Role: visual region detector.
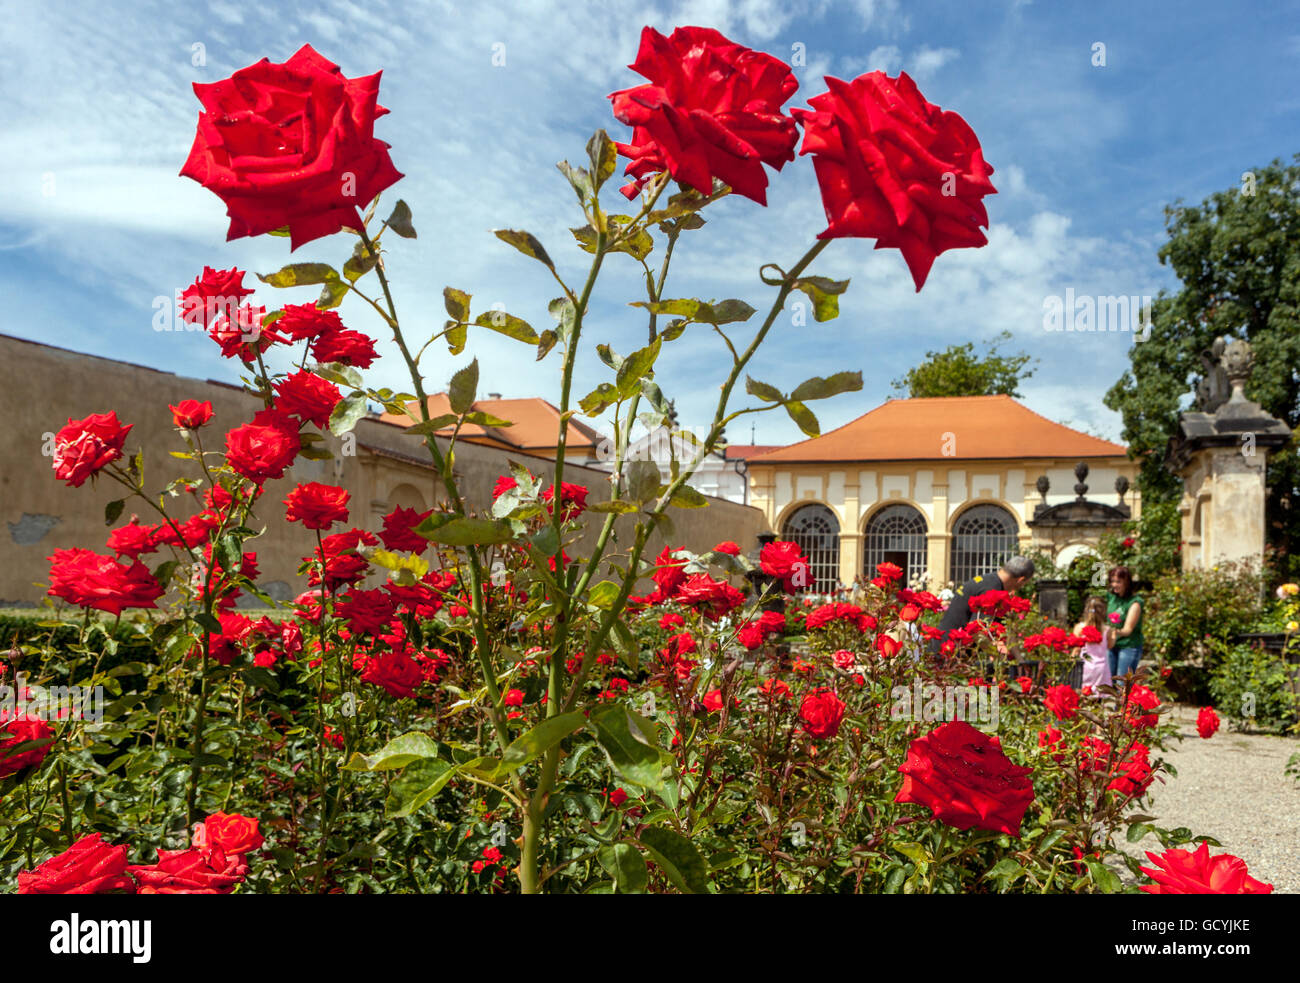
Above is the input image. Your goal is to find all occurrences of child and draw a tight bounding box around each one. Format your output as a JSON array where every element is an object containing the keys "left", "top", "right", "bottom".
[{"left": 1075, "top": 596, "right": 1114, "bottom": 691}]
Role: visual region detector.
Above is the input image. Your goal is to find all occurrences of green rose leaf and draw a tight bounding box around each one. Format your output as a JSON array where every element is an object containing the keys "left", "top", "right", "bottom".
[
  {"left": 588, "top": 704, "right": 668, "bottom": 794},
  {"left": 343, "top": 241, "right": 379, "bottom": 283},
  {"left": 624, "top": 459, "right": 662, "bottom": 502},
  {"left": 448, "top": 358, "right": 479, "bottom": 414},
  {"left": 793, "top": 275, "right": 851, "bottom": 322},
  {"left": 257, "top": 263, "right": 340, "bottom": 288},
  {"left": 536, "top": 330, "right": 558, "bottom": 361},
  {"left": 385, "top": 199, "right": 417, "bottom": 238},
  {"left": 639, "top": 827, "right": 713, "bottom": 894},
  {"left": 445, "top": 320, "right": 468, "bottom": 356},
  {"left": 104, "top": 499, "right": 125, "bottom": 526},
  {"left": 789, "top": 370, "right": 863, "bottom": 402},
  {"left": 587, "top": 129, "right": 617, "bottom": 188},
  {"left": 494, "top": 229, "right": 554, "bottom": 271},
  {"left": 745, "top": 377, "right": 784, "bottom": 403},
  {"left": 385, "top": 758, "right": 458, "bottom": 818},
  {"left": 615, "top": 338, "right": 661, "bottom": 397},
  {"left": 401, "top": 414, "right": 459, "bottom": 436},
  {"left": 783, "top": 399, "right": 821, "bottom": 438},
  {"left": 462, "top": 411, "right": 513, "bottom": 427},
  {"left": 497, "top": 712, "right": 588, "bottom": 774},
  {"left": 598, "top": 843, "right": 649, "bottom": 894},
  {"left": 318, "top": 279, "right": 348, "bottom": 310},
  {"left": 588, "top": 581, "right": 621, "bottom": 610},
  {"left": 414, "top": 514, "right": 514, "bottom": 546},
  {"left": 579, "top": 382, "right": 620, "bottom": 417},
  {"left": 342, "top": 731, "right": 440, "bottom": 772},
  {"left": 443, "top": 287, "right": 471, "bottom": 323},
  {"left": 556, "top": 160, "right": 594, "bottom": 204},
  {"left": 474, "top": 310, "right": 539, "bottom": 344},
  {"left": 329, "top": 392, "right": 370, "bottom": 436}
]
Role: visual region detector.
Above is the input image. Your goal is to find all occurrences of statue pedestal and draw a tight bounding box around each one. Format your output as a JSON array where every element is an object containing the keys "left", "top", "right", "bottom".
[{"left": 1167, "top": 358, "right": 1290, "bottom": 571}]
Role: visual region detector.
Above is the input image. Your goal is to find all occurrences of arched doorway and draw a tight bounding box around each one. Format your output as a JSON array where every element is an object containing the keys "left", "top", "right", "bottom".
[
  {"left": 780, "top": 504, "right": 840, "bottom": 593},
  {"left": 950, "top": 504, "right": 1019, "bottom": 584},
  {"left": 863, "top": 504, "right": 928, "bottom": 586},
  {"left": 388, "top": 482, "right": 428, "bottom": 512}
]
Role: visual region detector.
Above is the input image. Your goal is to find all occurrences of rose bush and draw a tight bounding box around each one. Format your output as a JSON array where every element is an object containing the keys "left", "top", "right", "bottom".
[{"left": 0, "top": 31, "right": 1258, "bottom": 896}]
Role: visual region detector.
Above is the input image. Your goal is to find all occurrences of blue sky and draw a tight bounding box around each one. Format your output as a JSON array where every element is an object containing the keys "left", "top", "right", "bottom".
[{"left": 4, "top": 0, "right": 1299, "bottom": 448}]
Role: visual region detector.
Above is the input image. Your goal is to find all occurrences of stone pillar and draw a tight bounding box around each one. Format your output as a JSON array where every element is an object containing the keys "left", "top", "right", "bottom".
[
  {"left": 840, "top": 481, "right": 861, "bottom": 585},
  {"left": 927, "top": 482, "right": 950, "bottom": 589},
  {"left": 1167, "top": 338, "right": 1291, "bottom": 571}
]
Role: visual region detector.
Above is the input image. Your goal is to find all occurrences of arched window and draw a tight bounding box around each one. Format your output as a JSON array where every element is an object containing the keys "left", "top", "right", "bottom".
[
  {"left": 864, "top": 504, "right": 928, "bottom": 586},
  {"left": 388, "top": 482, "right": 428, "bottom": 512},
  {"left": 780, "top": 504, "right": 840, "bottom": 593},
  {"left": 950, "top": 504, "right": 1019, "bottom": 585}
]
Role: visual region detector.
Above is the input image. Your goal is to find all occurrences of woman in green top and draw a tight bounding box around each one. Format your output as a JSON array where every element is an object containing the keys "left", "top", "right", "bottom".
[{"left": 1106, "top": 565, "right": 1143, "bottom": 678}]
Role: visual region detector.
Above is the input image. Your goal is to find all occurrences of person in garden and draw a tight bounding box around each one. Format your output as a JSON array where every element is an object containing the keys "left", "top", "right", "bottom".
[
  {"left": 1106, "top": 565, "right": 1144, "bottom": 678},
  {"left": 930, "top": 556, "right": 1035, "bottom": 654},
  {"left": 1074, "top": 596, "right": 1114, "bottom": 690}
]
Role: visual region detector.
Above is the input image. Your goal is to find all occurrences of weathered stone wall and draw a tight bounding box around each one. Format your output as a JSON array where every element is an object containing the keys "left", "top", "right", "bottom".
[{"left": 0, "top": 334, "right": 767, "bottom": 606}]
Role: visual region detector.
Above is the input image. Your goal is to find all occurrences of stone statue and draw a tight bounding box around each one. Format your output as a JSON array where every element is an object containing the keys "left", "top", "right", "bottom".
[{"left": 1194, "top": 337, "right": 1230, "bottom": 413}]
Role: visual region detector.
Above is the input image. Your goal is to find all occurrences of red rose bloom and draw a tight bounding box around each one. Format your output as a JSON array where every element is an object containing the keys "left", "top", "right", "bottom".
[
  {"left": 792, "top": 71, "right": 996, "bottom": 291},
  {"left": 609, "top": 26, "right": 799, "bottom": 204},
  {"left": 760, "top": 540, "right": 812, "bottom": 593},
  {"left": 895, "top": 720, "right": 1035, "bottom": 836},
  {"left": 1043, "top": 685, "right": 1079, "bottom": 721},
  {"left": 51, "top": 411, "right": 132, "bottom": 487},
  {"left": 713, "top": 541, "right": 740, "bottom": 556},
  {"left": 274, "top": 370, "right": 342, "bottom": 429},
  {"left": 170, "top": 399, "right": 214, "bottom": 429},
  {"left": 284, "top": 481, "right": 350, "bottom": 530},
  {"left": 1139, "top": 841, "right": 1272, "bottom": 895},
  {"left": 1196, "top": 706, "right": 1220, "bottom": 739},
  {"left": 542, "top": 481, "right": 588, "bottom": 520},
  {"left": 1125, "top": 685, "right": 1161, "bottom": 729},
  {"left": 608, "top": 788, "right": 628, "bottom": 807},
  {"left": 209, "top": 303, "right": 281, "bottom": 361},
  {"left": 274, "top": 302, "right": 344, "bottom": 341},
  {"left": 47, "top": 548, "right": 165, "bottom": 615},
  {"left": 875, "top": 634, "right": 903, "bottom": 658},
  {"left": 0, "top": 716, "right": 55, "bottom": 778},
  {"left": 378, "top": 505, "right": 433, "bottom": 554},
  {"left": 658, "top": 612, "right": 685, "bottom": 630},
  {"left": 180, "top": 44, "right": 403, "bottom": 250},
  {"left": 1037, "top": 726, "right": 1065, "bottom": 762},
  {"left": 106, "top": 518, "right": 159, "bottom": 558},
  {"left": 876, "top": 561, "right": 903, "bottom": 580},
  {"left": 361, "top": 649, "right": 424, "bottom": 699},
  {"left": 193, "top": 812, "right": 264, "bottom": 857},
  {"left": 312, "top": 327, "right": 379, "bottom": 368},
  {"left": 180, "top": 266, "right": 254, "bottom": 325},
  {"left": 17, "top": 834, "right": 135, "bottom": 895},
  {"left": 1107, "top": 742, "right": 1154, "bottom": 798},
  {"left": 760, "top": 678, "right": 792, "bottom": 700},
  {"left": 799, "top": 688, "right": 846, "bottom": 739},
  {"left": 650, "top": 545, "right": 689, "bottom": 599},
  {"left": 675, "top": 574, "right": 745, "bottom": 621},
  {"left": 225, "top": 409, "right": 299, "bottom": 484},
  {"left": 492, "top": 475, "right": 518, "bottom": 499},
  {"left": 130, "top": 846, "right": 249, "bottom": 895},
  {"left": 736, "top": 623, "right": 765, "bottom": 649}
]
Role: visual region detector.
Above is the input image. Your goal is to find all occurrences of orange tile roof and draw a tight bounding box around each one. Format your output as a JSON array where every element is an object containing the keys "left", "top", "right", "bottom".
[
  {"left": 749, "top": 395, "right": 1126, "bottom": 464},
  {"left": 724, "top": 444, "right": 783, "bottom": 459},
  {"left": 379, "top": 393, "right": 604, "bottom": 450}
]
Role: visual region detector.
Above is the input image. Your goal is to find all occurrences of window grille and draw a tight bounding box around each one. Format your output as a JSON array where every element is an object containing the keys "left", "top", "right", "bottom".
[{"left": 780, "top": 504, "right": 841, "bottom": 593}]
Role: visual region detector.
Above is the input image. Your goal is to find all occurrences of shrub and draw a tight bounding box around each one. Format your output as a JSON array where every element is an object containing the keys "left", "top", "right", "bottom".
[{"left": 1207, "top": 641, "right": 1299, "bottom": 734}]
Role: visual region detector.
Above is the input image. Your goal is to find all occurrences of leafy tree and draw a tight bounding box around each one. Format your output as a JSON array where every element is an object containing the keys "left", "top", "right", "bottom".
[
  {"left": 892, "top": 330, "right": 1035, "bottom": 398},
  {"left": 1104, "top": 156, "right": 1300, "bottom": 576}
]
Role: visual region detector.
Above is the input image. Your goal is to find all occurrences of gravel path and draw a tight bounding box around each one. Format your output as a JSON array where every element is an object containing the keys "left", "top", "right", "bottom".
[{"left": 1117, "top": 706, "right": 1300, "bottom": 893}]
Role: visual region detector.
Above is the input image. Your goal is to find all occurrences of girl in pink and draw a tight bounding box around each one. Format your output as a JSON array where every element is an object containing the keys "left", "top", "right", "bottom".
[{"left": 1075, "top": 596, "right": 1114, "bottom": 691}]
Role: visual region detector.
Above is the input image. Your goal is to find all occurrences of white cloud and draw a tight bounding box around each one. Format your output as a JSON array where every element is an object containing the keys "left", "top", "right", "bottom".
[{"left": 908, "top": 45, "right": 960, "bottom": 80}]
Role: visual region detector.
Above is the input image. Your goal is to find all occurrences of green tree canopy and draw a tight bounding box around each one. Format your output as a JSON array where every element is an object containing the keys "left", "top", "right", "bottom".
[
  {"left": 1104, "top": 155, "right": 1300, "bottom": 575},
  {"left": 892, "top": 330, "right": 1035, "bottom": 398}
]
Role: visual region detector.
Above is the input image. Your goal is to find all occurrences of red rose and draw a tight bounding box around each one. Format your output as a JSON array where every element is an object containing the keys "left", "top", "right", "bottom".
[
  {"left": 1125, "top": 685, "right": 1161, "bottom": 729},
  {"left": 1139, "top": 841, "right": 1272, "bottom": 895},
  {"left": 51, "top": 411, "right": 132, "bottom": 487},
  {"left": 130, "top": 846, "right": 249, "bottom": 895},
  {"left": 675, "top": 574, "right": 745, "bottom": 621},
  {"left": 713, "top": 541, "right": 741, "bottom": 556},
  {"left": 702, "top": 689, "right": 724, "bottom": 713},
  {"left": 47, "top": 548, "right": 165, "bottom": 615},
  {"left": 1037, "top": 726, "right": 1065, "bottom": 762},
  {"left": 1196, "top": 706, "right": 1220, "bottom": 739},
  {"left": 876, "top": 561, "right": 903, "bottom": 580},
  {"left": 180, "top": 266, "right": 254, "bottom": 325},
  {"left": 895, "top": 720, "right": 1035, "bottom": 836},
  {"left": 504, "top": 688, "right": 525, "bottom": 708},
  {"left": 542, "top": 481, "right": 589, "bottom": 520},
  {"left": 651, "top": 545, "right": 690, "bottom": 598},
  {"left": 361, "top": 649, "right": 424, "bottom": 699},
  {"left": 492, "top": 475, "right": 519, "bottom": 499},
  {"left": 608, "top": 788, "right": 628, "bottom": 807},
  {"left": 106, "top": 518, "right": 159, "bottom": 558},
  {"left": 193, "top": 812, "right": 264, "bottom": 857},
  {"left": 792, "top": 71, "right": 996, "bottom": 291},
  {"left": 1043, "top": 684, "right": 1079, "bottom": 721},
  {"left": 169, "top": 399, "right": 214, "bottom": 429},
  {"left": 875, "top": 634, "right": 903, "bottom": 658},
  {"left": 1122, "top": 536, "right": 1136, "bottom": 548},
  {"left": 378, "top": 505, "right": 433, "bottom": 554},
  {"left": 736, "top": 623, "right": 764, "bottom": 649},
  {"left": 208, "top": 303, "right": 282, "bottom": 361},
  {"left": 312, "top": 327, "right": 379, "bottom": 368},
  {"left": 759, "top": 678, "right": 791, "bottom": 700},
  {"left": 335, "top": 589, "right": 397, "bottom": 633},
  {"left": 180, "top": 44, "right": 403, "bottom": 250},
  {"left": 658, "top": 612, "right": 685, "bottom": 630},
  {"left": 225, "top": 409, "right": 300, "bottom": 484},
  {"left": 799, "top": 688, "right": 846, "bottom": 739},
  {"left": 274, "top": 370, "right": 342, "bottom": 429},
  {"left": 284, "top": 481, "right": 350, "bottom": 530},
  {"left": 758, "top": 609, "right": 787, "bottom": 635},
  {"left": 0, "top": 716, "right": 55, "bottom": 778},
  {"left": 17, "top": 834, "right": 135, "bottom": 895},
  {"left": 275, "top": 302, "right": 345, "bottom": 341},
  {"left": 609, "top": 26, "right": 799, "bottom": 204},
  {"left": 832, "top": 649, "right": 855, "bottom": 670},
  {"left": 760, "top": 540, "right": 812, "bottom": 593},
  {"left": 1107, "top": 742, "right": 1154, "bottom": 798}
]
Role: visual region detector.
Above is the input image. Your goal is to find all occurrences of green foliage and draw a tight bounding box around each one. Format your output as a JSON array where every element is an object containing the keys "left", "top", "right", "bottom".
[
  {"left": 1103, "top": 156, "right": 1300, "bottom": 577},
  {"left": 1095, "top": 498, "right": 1183, "bottom": 583},
  {"left": 1207, "top": 641, "right": 1299, "bottom": 734},
  {"left": 892, "top": 330, "right": 1035, "bottom": 398}
]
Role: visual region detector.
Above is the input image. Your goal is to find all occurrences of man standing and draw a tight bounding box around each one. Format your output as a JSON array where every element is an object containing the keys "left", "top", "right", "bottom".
[{"left": 931, "top": 556, "right": 1035, "bottom": 653}]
